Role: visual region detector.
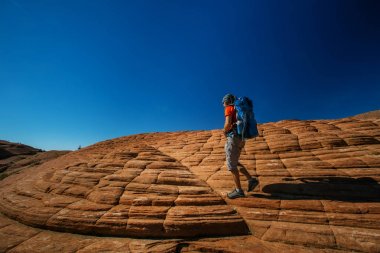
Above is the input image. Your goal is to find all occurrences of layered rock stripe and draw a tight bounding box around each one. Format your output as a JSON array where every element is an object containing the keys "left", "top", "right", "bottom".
[{"left": 0, "top": 116, "right": 380, "bottom": 252}]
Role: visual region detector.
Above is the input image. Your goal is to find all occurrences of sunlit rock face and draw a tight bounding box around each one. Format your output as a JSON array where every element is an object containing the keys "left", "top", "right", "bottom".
[
  {"left": 0, "top": 139, "right": 248, "bottom": 238},
  {"left": 0, "top": 112, "right": 380, "bottom": 252}
]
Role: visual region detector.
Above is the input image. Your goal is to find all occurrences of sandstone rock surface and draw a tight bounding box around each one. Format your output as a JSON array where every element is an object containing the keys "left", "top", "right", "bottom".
[
  {"left": 0, "top": 114, "right": 380, "bottom": 252},
  {"left": 352, "top": 109, "right": 380, "bottom": 120},
  {"left": 0, "top": 140, "right": 69, "bottom": 179},
  {"left": 0, "top": 140, "right": 41, "bottom": 159}
]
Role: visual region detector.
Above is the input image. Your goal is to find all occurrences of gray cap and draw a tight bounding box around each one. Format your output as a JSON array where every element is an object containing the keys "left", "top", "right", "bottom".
[{"left": 222, "top": 94, "right": 235, "bottom": 105}]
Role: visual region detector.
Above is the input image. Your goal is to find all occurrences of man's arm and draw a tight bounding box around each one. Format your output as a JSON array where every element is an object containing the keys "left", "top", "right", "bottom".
[{"left": 224, "top": 115, "right": 233, "bottom": 134}]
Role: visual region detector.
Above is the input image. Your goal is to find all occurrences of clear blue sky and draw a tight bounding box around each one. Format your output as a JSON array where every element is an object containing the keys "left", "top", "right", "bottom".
[{"left": 1, "top": 0, "right": 380, "bottom": 150}]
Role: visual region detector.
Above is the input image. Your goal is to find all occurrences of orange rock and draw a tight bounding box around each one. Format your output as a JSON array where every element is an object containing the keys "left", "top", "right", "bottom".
[{"left": 1, "top": 113, "right": 380, "bottom": 251}]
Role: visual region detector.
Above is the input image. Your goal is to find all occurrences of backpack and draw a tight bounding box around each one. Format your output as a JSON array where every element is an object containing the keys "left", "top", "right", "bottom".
[{"left": 234, "top": 97, "right": 259, "bottom": 139}]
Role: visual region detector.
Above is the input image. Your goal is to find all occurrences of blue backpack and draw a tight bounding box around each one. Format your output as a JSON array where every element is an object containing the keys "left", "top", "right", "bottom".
[{"left": 234, "top": 97, "right": 259, "bottom": 139}]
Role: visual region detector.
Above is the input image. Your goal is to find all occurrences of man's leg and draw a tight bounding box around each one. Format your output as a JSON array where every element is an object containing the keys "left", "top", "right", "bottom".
[
  {"left": 237, "top": 140, "right": 258, "bottom": 192},
  {"left": 225, "top": 136, "right": 245, "bottom": 199},
  {"left": 237, "top": 140, "right": 252, "bottom": 180},
  {"left": 240, "top": 166, "right": 258, "bottom": 192},
  {"left": 226, "top": 136, "right": 243, "bottom": 189},
  {"left": 230, "top": 169, "right": 242, "bottom": 189},
  {"left": 239, "top": 166, "right": 252, "bottom": 180},
  {"left": 228, "top": 168, "right": 244, "bottom": 199}
]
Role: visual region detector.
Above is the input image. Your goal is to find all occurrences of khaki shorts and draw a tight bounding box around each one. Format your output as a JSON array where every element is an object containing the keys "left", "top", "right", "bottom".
[{"left": 225, "top": 135, "right": 245, "bottom": 171}]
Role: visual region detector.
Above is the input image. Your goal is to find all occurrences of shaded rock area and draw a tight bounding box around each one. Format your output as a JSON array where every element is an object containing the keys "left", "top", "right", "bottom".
[
  {"left": 0, "top": 140, "right": 70, "bottom": 180},
  {"left": 0, "top": 140, "right": 41, "bottom": 159},
  {"left": 0, "top": 114, "right": 380, "bottom": 252}
]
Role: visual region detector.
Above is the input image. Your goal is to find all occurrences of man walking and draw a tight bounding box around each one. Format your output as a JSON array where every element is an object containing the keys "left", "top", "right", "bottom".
[{"left": 222, "top": 94, "right": 258, "bottom": 199}]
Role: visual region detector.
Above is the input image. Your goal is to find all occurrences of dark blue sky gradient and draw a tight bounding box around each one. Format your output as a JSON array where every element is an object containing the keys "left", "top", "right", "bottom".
[{"left": 1, "top": 0, "right": 379, "bottom": 150}]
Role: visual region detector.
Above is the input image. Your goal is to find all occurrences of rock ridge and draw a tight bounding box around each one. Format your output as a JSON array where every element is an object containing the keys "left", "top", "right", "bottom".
[{"left": 0, "top": 114, "right": 380, "bottom": 252}]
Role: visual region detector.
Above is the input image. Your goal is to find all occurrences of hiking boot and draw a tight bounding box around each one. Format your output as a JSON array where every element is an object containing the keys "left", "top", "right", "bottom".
[
  {"left": 248, "top": 178, "right": 258, "bottom": 192},
  {"left": 227, "top": 189, "right": 245, "bottom": 199}
]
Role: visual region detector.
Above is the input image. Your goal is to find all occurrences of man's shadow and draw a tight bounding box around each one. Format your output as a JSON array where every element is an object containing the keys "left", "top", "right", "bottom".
[{"left": 251, "top": 175, "right": 380, "bottom": 202}]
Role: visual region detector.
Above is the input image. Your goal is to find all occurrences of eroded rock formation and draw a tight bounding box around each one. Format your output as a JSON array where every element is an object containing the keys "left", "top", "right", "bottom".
[
  {"left": 0, "top": 113, "right": 379, "bottom": 252},
  {"left": 0, "top": 140, "right": 69, "bottom": 179}
]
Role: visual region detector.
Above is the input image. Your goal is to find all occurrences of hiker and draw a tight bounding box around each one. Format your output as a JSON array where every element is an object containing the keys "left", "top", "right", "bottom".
[{"left": 222, "top": 94, "right": 259, "bottom": 199}]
